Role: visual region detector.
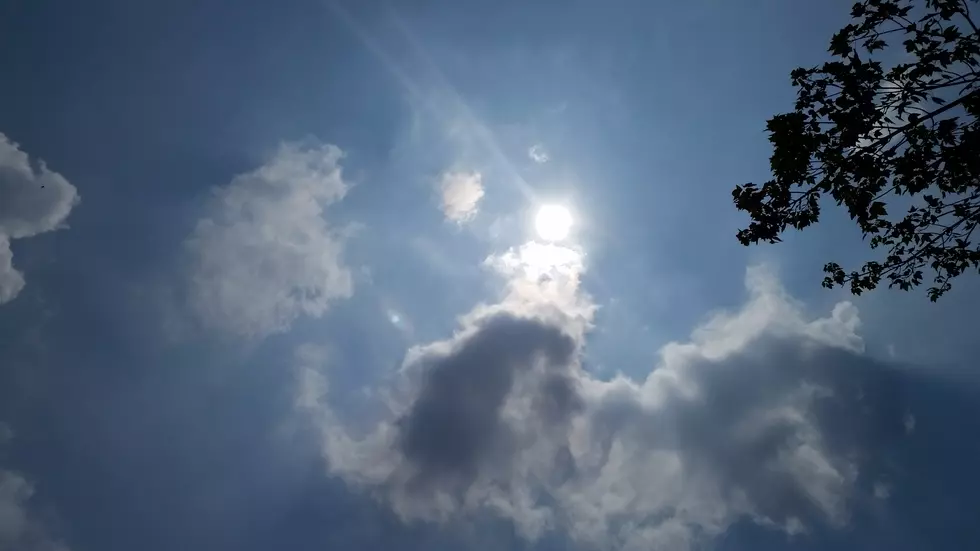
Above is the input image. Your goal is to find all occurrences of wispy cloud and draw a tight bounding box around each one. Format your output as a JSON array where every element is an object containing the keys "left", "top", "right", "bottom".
[
  {"left": 528, "top": 144, "right": 549, "bottom": 164},
  {"left": 904, "top": 412, "right": 916, "bottom": 435},
  {"left": 0, "top": 425, "right": 71, "bottom": 551},
  {"left": 439, "top": 171, "right": 484, "bottom": 223},
  {"left": 0, "top": 133, "right": 80, "bottom": 305},
  {"left": 184, "top": 141, "right": 353, "bottom": 338}
]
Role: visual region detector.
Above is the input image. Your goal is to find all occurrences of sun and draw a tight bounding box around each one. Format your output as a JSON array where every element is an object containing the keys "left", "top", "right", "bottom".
[{"left": 535, "top": 204, "right": 573, "bottom": 242}]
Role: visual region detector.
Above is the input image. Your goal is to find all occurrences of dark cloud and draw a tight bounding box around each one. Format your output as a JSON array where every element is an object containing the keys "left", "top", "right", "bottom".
[{"left": 397, "top": 313, "right": 578, "bottom": 491}]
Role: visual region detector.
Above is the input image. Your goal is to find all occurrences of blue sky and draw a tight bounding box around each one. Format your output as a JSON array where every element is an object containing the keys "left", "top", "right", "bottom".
[{"left": 1, "top": 1, "right": 979, "bottom": 550}]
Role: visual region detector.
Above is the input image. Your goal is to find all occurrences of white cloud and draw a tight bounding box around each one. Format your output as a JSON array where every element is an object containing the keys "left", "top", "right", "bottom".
[
  {"left": 481, "top": 241, "right": 595, "bottom": 340},
  {"left": 184, "top": 141, "right": 354, "bottom": 338},
  {"left": 528, "top": 144, "right": 549, "bottom": 164},
  {"left": 295, "top": 343, "right": 333, "bottom": 410},
  {"left": 904, "top": 412, "right": 916, "bottom": 435},
  {"left": 298, "top": 257, "right": 901, "bottom": 550},
  {"left": 439, "top": 171, "right": 484, "bottom": 223},
  {"left": 0, "top": 134, "right": 80, "bottom": 305}
]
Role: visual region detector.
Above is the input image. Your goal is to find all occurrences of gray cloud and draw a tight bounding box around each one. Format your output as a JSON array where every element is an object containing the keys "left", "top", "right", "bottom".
[
  {"left": 0, "top": 425, "right": 70, "bottom": 551},
  {"left": 439, "top": 171, "right": 484, "bottom": 223},
  {"left": 395, "top": 313, "right": 579, "bottom": 493},
  {"left": 298, "top": 261, "right": 902, "bottom": 549},
  {"left": 0, "top": 134, "right": 80, "bottom": 305},
  {"left": 185, "top": 141, "right": 353, "bottom": 338}
]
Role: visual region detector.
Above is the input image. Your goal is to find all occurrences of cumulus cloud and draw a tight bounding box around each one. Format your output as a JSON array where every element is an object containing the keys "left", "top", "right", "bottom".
[
  {"left": 439, "top": 171, "right": 484, "bottom": 223},
  {"left": 528, "top": 144, "right": 549, "bottom": 164},
  {"left": 185, "top": 141, "right": 353, "bottom": 338},
  {"left": 298, "top": 250, "right": 902, "bottom": 549},
  {"left": 0, "top": 134, "right": 80, "bottom": 305}
]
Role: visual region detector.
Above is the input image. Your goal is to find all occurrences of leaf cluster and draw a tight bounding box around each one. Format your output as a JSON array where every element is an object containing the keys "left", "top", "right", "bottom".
[{"left": 734, "top": 0, "right": 980, "bottom": 300}]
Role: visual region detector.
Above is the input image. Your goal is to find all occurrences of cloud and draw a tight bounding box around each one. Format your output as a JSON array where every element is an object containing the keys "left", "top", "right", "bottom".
[
  {"left": 0, "top": 425, "right": 70, "bottom": 551},
  {"left": 439, "top": 171, "right": 484, "bottom": 223},
  {"left": 528, "top": 144, "right": 549, "bottom": 164},
  {"left": 184, "top": 141, "right": 354, "bottom": 338},
  {"left": 0, "top": 133, "right": 80, "bottom": 305},
  {"left": 0, "top": 470, "right": 70, "bottom": 551},
  {"left": 298, "top": 256, "right": 902, "bottom": 550}
]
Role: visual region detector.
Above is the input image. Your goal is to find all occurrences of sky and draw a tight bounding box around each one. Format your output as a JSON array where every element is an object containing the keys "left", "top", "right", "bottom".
[{"left": 1, "top": 1, "right": 979, "bottom": 550}]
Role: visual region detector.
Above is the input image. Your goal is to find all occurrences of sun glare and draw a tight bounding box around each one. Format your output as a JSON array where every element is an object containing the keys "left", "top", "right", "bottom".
[{"left": 535, "top": 205, "right": 573, "bottom": 242}]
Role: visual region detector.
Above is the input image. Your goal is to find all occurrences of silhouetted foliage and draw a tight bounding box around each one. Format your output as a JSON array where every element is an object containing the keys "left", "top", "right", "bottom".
[{"left": 734, "top": 0, "right": 980, "bottom": 300}]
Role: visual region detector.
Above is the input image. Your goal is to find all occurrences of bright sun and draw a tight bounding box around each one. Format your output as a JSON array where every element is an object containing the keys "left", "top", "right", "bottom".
[{"left": 535, "top": 204, "right": 573, "bottom": 242}]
